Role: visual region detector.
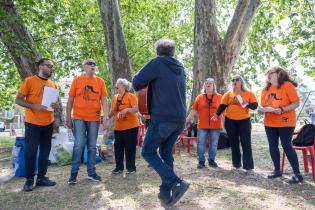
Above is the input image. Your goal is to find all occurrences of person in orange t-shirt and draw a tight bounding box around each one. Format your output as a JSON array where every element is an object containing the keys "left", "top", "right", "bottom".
[
  {"left": 16, "top": 58, "right": 59, "bottom": 192},
  {"left": 66, "top": 59, "right": 108, "bottom": 184},
  {"left": 212, "top": 76, "right": 257, "bottom": 173},
  {"left": 107, "top": 78, "right": 139, "bottom": 174},
  {"left": 259, "top": 66, "right": 302, "bottom": 184},
  {"left": 186, "top": 78, "right": 222, "bottom": 168}
]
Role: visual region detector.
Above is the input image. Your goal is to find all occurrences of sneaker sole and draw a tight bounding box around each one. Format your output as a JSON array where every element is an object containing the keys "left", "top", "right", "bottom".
[
  {"left": 87, "top": 177, "right": 101, "bottom": 182},
  {"left": 167, "top": 183, "right": 190, "bottom": 207},
  {"left": 36, "top": 183, "right": 56, "bottom": 187},
  {"left": 67, "top": 181, "right": 77, "bottom": 185},
  {"left": 112, "top": 171, "right": 123, "bottom": 174}
]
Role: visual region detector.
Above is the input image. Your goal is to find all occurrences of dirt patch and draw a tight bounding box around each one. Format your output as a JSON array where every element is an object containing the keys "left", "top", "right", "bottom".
[{"left": 0, "top": 124, "right": 314, "bottom": 210}]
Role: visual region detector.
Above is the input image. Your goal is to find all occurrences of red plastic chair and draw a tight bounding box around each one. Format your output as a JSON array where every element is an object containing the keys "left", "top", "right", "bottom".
[
  {"left": 137, "top": 124, "right": 146, "bottom": 146},
  {"left": 177, "top": 130, "right": 198, "bottom": 154},
  {"left": 281, "top": 132, "right": 315, "bottom": 180}
]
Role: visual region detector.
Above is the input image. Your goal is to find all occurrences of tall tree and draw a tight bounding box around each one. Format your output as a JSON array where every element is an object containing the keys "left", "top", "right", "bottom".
[
  {"left": 0, "top": 0, "right": 63, "bottom": 131},
  {"left": 192, "top": 0, "right": 260, "bottom": 102},
  {"left": 0, "top": 0, "right": 40, "bottom": 79},
  {"left": 99, "top": 0, "right": 132, "bottom": 92}
]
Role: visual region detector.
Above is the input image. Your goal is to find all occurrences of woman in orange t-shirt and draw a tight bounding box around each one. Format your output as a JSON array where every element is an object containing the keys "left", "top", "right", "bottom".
[
  {"left": 213, "top": 76, "right": 257, "bottom": 173},
  {"left": 259, "top": 67, "right": 302, "bottom": 184},
  {"left": 186, "top": 78, "right": 222, "bottom": 168},
  {"left": 107, "top": 78, "right": 139, "bottom": 174}
]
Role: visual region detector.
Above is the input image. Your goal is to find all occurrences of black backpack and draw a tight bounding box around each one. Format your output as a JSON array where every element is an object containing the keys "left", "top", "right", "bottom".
[
  {"left": 292, "top": 123, "right": 315, "bottom": 146},
  {"left": 218, "top": 131, "right": 231, "bottom": 149}
]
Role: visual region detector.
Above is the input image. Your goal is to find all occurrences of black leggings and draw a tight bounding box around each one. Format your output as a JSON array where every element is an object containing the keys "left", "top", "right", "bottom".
[
  {"left": 225, "top": 117, "right": 254, "bottom": 170},
  {"left": 265, "top": 126, "right": 300, "bottom": 175},
  {"left": 114, "top": 127, "right": 138, "bottom": 171}
]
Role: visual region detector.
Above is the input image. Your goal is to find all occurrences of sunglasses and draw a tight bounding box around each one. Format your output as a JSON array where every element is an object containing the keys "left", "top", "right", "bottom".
[
  {"left": 85, "top": 61, "right": 96, "bottom": 66},
  {"left": 231, "top": 78, "right": 240, "bottom": 82}
]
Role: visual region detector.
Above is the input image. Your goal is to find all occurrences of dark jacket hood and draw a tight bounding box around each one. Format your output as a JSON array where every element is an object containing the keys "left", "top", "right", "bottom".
[{"left": 157, "top": 56, "right": 184, "bottom": 75}]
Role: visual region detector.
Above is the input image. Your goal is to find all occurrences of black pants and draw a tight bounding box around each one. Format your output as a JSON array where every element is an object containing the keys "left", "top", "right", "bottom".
[
  {"left": 24, "top": 122, "right": 53, "bottom": 179},
  {"left": 114, "top": 127, "right": 138, "bottom": 171},
  {"left": 225, "top": 117, "right": 254, "bottom": 170},
  {"left": 265, "top": 126, "right": 300, "bottom": 175}
]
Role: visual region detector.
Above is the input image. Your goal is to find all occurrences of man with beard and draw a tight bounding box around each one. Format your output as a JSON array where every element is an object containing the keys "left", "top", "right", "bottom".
[{"left": 16, "top": 58, "right": 59, "bottom": 192}]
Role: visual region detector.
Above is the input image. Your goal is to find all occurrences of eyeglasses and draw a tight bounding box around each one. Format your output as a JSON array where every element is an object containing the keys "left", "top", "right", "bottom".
[
  {"left": 41, "top": 63, "right": 54, "bottom": 68},
  {"left": 231, "top": 78, "right": 240, "bottom": 82},
  {"left": 85, "top": 61, "right": 96, "bottom": 66}
]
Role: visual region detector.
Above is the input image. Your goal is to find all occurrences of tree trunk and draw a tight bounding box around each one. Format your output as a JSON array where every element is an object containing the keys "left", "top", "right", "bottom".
[
  {"left": 0, "top": 0, "right": 40, "bottom": 79},
  {"left": 0, "top": 0, "right": 64, "bottom": 131},
  {"left": 98, "top": 0, "right": 132, "bottom": 93},
  {"left": 191, "top": 0, "right": 260, "bottom": 105}
]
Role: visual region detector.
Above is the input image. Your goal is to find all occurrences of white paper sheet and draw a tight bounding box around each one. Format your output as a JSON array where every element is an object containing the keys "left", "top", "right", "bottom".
[
  {"left": 257, "top": 106, "right": 277, "bottom": 113},
  {"left": 42, "top": 86, "right": 59, "bottom": 111},
  {"left": 236, "top": 95, "right": 248, "bottom": 108}
]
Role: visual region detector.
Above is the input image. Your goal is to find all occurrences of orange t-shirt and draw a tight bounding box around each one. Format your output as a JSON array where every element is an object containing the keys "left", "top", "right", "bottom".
[
  {"left": 261, "top": 81, "right": 299, "bottom": 127},
  {"left": 192, "top": 93, "right": 222, "bottom": 129},
  {"left": 18, "top": 75, "right": 57, "bottom": 126},
  {"left": 69, "top": 75, "right": 107, "bottom": 121},
  {"left": 111, "top": 92, "right": 139, "bottom": 131},
  {"left": 221, "top": 90, "right": 257, "bottom": 120}
]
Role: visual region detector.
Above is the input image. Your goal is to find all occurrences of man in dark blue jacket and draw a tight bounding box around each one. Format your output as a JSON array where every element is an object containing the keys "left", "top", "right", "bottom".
[{"left": 132, "top": 38, "right": 189, "bottom": 207}]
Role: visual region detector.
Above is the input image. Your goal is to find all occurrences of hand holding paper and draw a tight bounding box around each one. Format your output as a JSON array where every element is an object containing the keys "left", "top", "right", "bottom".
[
  {"left": 41, "top": 86, "right": 59, "bottom": 112},
  {"left": 257, "top": 106, "right": 277, "bottom": 113},
  {"left": 236, "top": 95, "right": 248, "bottom": 108}
]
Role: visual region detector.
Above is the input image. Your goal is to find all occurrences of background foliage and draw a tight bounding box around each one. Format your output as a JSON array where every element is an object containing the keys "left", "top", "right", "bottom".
[{"left": 0, "top": 0, "right": 314, "bottom": 110}]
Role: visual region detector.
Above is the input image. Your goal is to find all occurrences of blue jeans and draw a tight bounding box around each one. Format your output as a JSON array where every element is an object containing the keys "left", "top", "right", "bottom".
[
  {"left": 141, "top": 121, "right": 184, "bottom": 190},
  {"left": 70, "top": 120, "right": 99, "bottom": 175},
  {"left": 197, "top": 128, "right": 221, "bottom": 162}
]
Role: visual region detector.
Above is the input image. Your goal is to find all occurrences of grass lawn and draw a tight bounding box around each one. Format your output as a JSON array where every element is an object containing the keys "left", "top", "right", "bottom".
[
  {"left": 0, "top": 136, "right": 15, "bottom": 149},
  {"left": 0, "top": 124, "right": 314, "bottom": 210}
]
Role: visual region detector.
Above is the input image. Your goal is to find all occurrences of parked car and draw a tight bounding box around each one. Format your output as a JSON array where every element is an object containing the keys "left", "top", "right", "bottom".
[{"left": 0, "top": 121, "right": 5, "bottom": 132}]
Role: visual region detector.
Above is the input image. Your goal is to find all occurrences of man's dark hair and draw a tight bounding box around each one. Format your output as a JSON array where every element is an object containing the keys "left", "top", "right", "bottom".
[
  {"left": 36, "top": 58, "right": 51, "bottom": 68},
  {"left": 155, "top": 38, "right": 175, "bottom": 57}
]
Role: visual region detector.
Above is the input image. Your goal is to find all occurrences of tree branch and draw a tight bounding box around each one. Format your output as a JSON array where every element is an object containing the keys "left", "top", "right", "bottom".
[
  {"left": 223, "top": 0, "right": 250, "bottom": 48},
  {"left": 304, "top": 0, "right": 315, "bottom": 18},
  {"left": 223, "top": 0, "right": 260, "bottom": 62}
]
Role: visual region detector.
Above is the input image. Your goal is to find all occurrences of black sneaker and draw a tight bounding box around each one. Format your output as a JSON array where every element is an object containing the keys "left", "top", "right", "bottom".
[
  {"left": 158, "top": 190, "right": 172, "bottom": 207},
  {"left": 87, "top": 173, "right": 102, "bottom": 182},
  {"left": 288, "top": 174, "right": 303, "bottom": 184},
  {"left": 126, "top": 169, "right": 136, "bottom": 174},
  {"left": 197, "top": 161, "right": 205, "bottom": 169},
  {"left": 267, "top": 171, "right": 282, "bottom": 179},
  {"left": 36, "top": 177, "right": 56, "bottom": 187},
  {"left": 68, "top": 173, "right": 78, "bottom": 185},
  {"left": 112, "top": 168, "right": 123, "bottom": 174},
  {"left": 167, "top": 180, "right": 189, "bottom": 206},
  {"left": 23, "top": 179, "right": 34, "bottom": 192},
  {"left": 208, "top": 159, "right": 218, "bottom": 168}
]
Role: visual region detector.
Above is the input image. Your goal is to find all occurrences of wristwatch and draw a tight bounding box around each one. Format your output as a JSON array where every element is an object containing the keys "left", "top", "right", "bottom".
[{"left": 280, "top": 107, "right": 284, "bottom": 114}]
